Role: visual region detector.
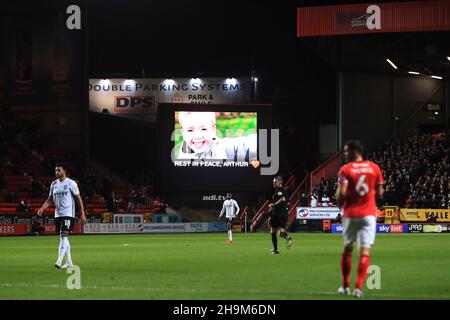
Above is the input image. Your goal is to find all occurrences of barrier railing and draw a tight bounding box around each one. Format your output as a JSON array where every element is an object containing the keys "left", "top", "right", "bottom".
[
  {"left": 250, "top": 200, "right": 270, "bottom": 232},
  {"left": 286, "top": 200, "right": 299, "bottom": 229},
  {"left": 239, "top": 205, "right": 249, "bottom": 233},
  {"left": 289, "top": 174, "right": 309, "bottom": 205},
  {"left": 285, "top": 174, "right": 296, "bottom": 192}
]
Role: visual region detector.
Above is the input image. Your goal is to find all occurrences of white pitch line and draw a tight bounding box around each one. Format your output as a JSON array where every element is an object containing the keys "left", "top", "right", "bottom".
[{"left": 0, "top": 283, "right": 448, "bottom": 299}]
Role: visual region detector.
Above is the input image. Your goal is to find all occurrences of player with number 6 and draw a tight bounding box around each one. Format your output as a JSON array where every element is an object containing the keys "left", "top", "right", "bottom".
[{"left": 335, "top": 141, "right": 384, "bottom": 298}]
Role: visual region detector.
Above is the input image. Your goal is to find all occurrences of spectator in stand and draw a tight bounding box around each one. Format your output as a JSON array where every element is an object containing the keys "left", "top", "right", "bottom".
[
  {"left": 159, "top": 198, "right": 168, "bottom": 214},
  {"left": 113, "top": 193, "right": 123, "bottom": 214},
  {"left": 106, "top": 192, "right": 115, "bottom": 212},
  {"left": 17, "top": 200, "right": 33, "bottom": 213},
  {"left": 30, "top": 220, "right": 45, "bottom": 236},
  {"left": 136, "top": 189, "right": 143, "bottom": 209},
  {"left": 153, "top": 196, "right": 162, "bottom": 213},
  {"left": 300, "top": 193, "right": 308, "bottom": 207},
  {"left": 405, "top": 195, "right": 414, "bottom": 208},
  {"left": 126, "top": 189, "right": 137, "bottom": 214},
  {"left": 321, "top": 194, "right": 330, "bottom": 207},
  {"left": 310, "top": 192, "right": 318, "bottom": 207}
]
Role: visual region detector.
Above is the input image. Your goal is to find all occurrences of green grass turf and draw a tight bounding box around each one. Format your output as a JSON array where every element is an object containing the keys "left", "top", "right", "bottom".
[{"left": 1, "top": 233, "right": 450, "bottom": 300}]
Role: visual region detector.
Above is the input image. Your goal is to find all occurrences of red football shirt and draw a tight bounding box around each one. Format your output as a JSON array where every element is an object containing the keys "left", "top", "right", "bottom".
[{"left": 338, "top": 160, "right": 384, "bottom": 218}]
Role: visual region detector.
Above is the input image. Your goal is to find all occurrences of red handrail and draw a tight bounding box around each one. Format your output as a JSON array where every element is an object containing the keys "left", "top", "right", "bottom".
[
  {"left": 240, "top": 206, "right": 249, "bottom": 222},
  {"left": 288, "top": 174, "right": 309, "bottom": 205},
  {"left": 285, "top": 174, "right": 296, "bottom": 191},
  {"left": 251, "top": 200, "right": 269, "bottom": 224},
  {"left": 286, "top": 200, "right": 299, "bottom": 229},
  {"left": 239, "top": 205, "right": 249, "bottom": 231},
  {"left": 250, "top": 200, "right": 270, "bottom": 231},
  {"left": 310, "top": 151, "right": 341, "bottom": 192}
]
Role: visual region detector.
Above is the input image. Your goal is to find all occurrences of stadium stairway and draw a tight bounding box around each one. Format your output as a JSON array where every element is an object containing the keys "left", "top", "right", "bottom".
[{"left": 249, "top": 151, "right": 341, "bottom": 232}]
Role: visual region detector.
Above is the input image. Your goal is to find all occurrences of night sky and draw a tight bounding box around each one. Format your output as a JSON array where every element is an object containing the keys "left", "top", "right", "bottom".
[{"left": 86, "top": 0, "right": 302, "bottom": 102}]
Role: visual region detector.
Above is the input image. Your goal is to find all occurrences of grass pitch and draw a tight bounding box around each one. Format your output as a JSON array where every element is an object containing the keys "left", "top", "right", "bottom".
[{"left": 1, "top": 232, "right": 450, "bottom": 300}]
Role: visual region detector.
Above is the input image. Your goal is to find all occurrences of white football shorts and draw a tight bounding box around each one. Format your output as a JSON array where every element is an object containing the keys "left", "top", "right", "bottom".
[{"left": 342, "top": 215, "right": 376, "bottom": 248}]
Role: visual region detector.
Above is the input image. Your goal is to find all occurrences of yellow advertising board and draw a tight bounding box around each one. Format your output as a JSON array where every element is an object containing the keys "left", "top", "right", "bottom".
[{"left": 400, "top": 209, "right": 450, "bottom": 222}]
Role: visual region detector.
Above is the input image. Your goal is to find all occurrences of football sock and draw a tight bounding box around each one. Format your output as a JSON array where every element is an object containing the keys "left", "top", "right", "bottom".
[
  {"left": 229, "top": 230, "right": 232, "bottom": 241},
  {"left": 271, "top": 233, "right": 278, "bottom": 251},
  {"left": 57, "top": 234, "right": 68, "bottom": 264},
  {"left": 280, "top": 231, "right": 290, "bottom": 240},
  {"left": 65, "top": 238, "right": 73, "bottom": 266},
  {"left": 341, "top": 252, "right": 352, "bottom": 288},
  {"left": 355, "top": 254, "right": 370, "bottom": 290}
]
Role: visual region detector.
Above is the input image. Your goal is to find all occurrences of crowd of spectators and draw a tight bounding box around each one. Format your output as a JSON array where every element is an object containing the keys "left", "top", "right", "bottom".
[
  {"left": 368, "top": 132, "right": 449, "bottom": 209},
  {"left": 311, "top": 179, "right": 337, "bottom": 207},
  {"left": 308, "top": 132, "right": 450, "bottom": 209}
]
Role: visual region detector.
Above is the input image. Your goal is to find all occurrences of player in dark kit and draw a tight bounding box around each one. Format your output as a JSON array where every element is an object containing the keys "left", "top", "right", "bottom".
[{"left": 268, "top": 176, "right": 292, "bottom": 254}]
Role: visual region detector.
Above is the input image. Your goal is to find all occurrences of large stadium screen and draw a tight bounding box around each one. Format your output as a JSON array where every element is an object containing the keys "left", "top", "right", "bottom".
[
  {"left": 156, "top": 103, "right": 272, "bottom": 194},
  {"left": 173, "top": 111, "right": 257, "bottom": 168}
]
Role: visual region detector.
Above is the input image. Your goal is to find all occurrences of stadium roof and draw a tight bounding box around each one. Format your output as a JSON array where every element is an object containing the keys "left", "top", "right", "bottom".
[{"left": 301, "top": 31, "right": 450, "bottom": 78}]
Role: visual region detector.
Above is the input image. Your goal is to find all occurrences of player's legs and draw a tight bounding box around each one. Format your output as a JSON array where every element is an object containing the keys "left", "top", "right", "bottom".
[
  {"left": 354, "top": 216, "right": 376, "bottom": 294},
  {"left": 269, "top": 225, "right": 279, "bottom": 254},
  {"left": 56, "top": 231, "right": 69, "bottom": 268},
  {"left": 339, "top": 217, "right": 360, "bottom": 293},
  {"left": 227, "top": 220, "right": 233, "bottom": 242},
  {"left": 278, "top": 225, "right": 292, "bottom": 249},
  {"left": 55, "top": 217, "right": 74, "bottom": 269},
  {"left": 63, "top": 231, "right": 73, "bottom": 268}
]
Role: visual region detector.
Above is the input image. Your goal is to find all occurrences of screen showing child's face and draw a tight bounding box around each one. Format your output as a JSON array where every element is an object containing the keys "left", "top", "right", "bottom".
[{"left": 180, "top": 112, "right": 216, "bottom": 153}]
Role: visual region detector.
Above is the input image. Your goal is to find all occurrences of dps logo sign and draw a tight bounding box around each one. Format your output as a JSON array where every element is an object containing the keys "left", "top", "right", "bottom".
[{"left": 114, "top": 96, "right": 155, "bottom": 113}]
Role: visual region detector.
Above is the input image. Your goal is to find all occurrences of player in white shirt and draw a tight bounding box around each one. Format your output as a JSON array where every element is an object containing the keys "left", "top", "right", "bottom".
[
  {"left": 218, "top": 193, "right": 240, "bottom": 243},
  {"left": 37, "top": 163, "right": 87, "bottom": 269}
]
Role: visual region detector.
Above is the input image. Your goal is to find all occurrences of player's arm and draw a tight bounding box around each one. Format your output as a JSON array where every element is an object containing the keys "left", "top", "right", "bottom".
[
  {"left": 37, "top": 195, "right": 53, "bottom": 216},
  {"left": 375, "top": 165, "right": 385, "bottom": 198},
  {"left": 218, "top": 202, "right": 226, "bottom": 220},
  {"left": 234, "top": 201, "right": 240, "bottom": 218},
  {"left": 71, "top": 181, "right": 87, "bottom": 225},
  {"left": 335, "top": 170, "right": 349, "bottom": 206},
  {"left": 271, "top": 190, "right": 287, "bottom": 209},
  {"left": 74, "top": 194, "right": 87, "bottom": 225},
  {"left": 272, "top": 196, "right": 286, "bottom": 207}
]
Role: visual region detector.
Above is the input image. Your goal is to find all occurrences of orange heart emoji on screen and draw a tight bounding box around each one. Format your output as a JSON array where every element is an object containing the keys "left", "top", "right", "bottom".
[{"left": 251, "top": 160, "right": 260, "bottom": 168}]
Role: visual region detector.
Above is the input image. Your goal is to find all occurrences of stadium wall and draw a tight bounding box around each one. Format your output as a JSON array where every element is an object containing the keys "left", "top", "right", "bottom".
[
  {"left": 1, "top": 2, "right": 87, "bottom": 149},
  {"left": 339, "top": 72, "right": 447, "bottom": 151}
]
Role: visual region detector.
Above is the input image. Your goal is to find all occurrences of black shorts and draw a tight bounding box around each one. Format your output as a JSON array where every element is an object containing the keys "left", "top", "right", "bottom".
[
  {"left": 55, "top": 217, "right": 75, "bottom": 233},
  {"left": 226, "top": 218, "right": 234, "bottom": 224},
  {"left": 270, "top": 212, "right": 288, "bottom": 229}
]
